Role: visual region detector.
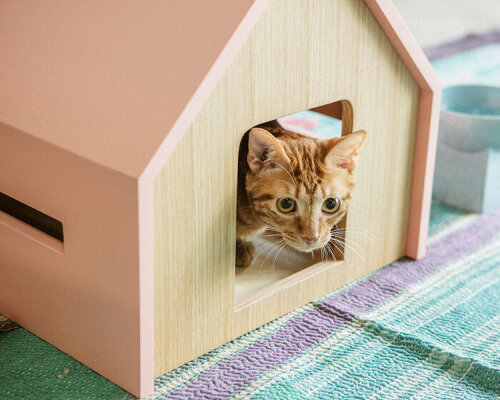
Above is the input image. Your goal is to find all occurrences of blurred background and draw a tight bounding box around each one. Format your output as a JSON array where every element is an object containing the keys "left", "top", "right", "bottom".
[
  {"left": 396, "top": 0, "right": 500, "bottom": 214},
  {"left": 394, "top": 0, "right": 500, "bottom": 47}
]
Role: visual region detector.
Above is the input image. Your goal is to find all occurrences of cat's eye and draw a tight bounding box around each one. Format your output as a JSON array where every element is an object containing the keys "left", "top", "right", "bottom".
[
  {"left": 277, "top": 197, "right": 296, "bottom": 213},
  {"left": 322, "top": 197, "right": 341, "bottom": 213}
]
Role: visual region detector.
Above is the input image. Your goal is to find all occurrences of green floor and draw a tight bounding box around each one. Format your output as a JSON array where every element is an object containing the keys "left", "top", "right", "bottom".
[{"left": 0, "top": 327, "right": 127, "bottom": 400}]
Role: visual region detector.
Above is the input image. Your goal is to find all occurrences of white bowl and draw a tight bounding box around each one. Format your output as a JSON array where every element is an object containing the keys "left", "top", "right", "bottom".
[{"left": 439, "top": 85, "right": 500, "bottom": 152}]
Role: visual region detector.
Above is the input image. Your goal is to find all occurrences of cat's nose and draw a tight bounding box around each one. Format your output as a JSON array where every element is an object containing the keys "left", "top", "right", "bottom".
[{"left": 301, "top": 235, "right": 318, "bottom": 245}]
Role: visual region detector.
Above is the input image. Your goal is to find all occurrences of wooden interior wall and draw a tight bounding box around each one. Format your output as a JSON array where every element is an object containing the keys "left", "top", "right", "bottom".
[{"left": 154, "top": 0, "right": 419, "bottom": 376}]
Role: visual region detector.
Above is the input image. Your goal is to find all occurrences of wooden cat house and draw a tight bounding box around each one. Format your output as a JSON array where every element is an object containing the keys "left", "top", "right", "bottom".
[{"left": 0, "top": 0, "right": 440, "bottom": 397}]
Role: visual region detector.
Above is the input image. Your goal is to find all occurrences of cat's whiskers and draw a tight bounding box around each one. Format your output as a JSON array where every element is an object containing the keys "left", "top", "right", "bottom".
[
  {"left": 268, "top": 241, "right": 287, "bottom": 279},
  {"left": 330, "top": 227, "right": 373, "bottom": 241},
  {"left": 254, "top": 239, "right": 282, "bottom": 256},
  {"left": 284, "top": 245, "right": 291, "bottom": 264},
  {"left": 330, "top": 240, "right": 353, "bottom": 270},
  {"left": 335, "top": 238, "right": 365, "bottom": 262},
  {"left": 323, "top": 247, "right": 329, "bottom": 263},
  {"left": 257, "top": 239, "right": 286, "bottom": 273},
  {"left": 254, "top": 236, "right": 293, "bottom": 280},
  {"left": 253, "top": 241, "right": 278, "bottom": 260},
  {"left": 328, "top": 240, "right": 349, "bottom": 264},
  {"left": 330, "top": 231, "right": 371, "bottom": 243},
  {"left": 325, "top": 242, "right": 337, "bottom": 262},
  {"left": 271, "top": 242, "right": 288, "bottom": 280},
  {"left": 330, "top": 234, "right": 364, "bottom": 253},
  {"left": 257, "top": 244, "right": 277, "bottom": 273},
  {"left": 329, "top": 225, "right": 371, "bottom": 262},
  {"left": 330, "top": 232, "right": 372, "bottom": 245},
  {"left": 330, "top": 236, "right": 365, "bottom": 264}
]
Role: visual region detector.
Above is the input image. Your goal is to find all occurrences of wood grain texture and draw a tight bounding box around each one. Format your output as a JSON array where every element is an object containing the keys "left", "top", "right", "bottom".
[
  {"left": 154, "top": 0, "right": 420, "bottom": 376},
  {"left": 363, "top": 0, "right": 441, "bottom": 259}
]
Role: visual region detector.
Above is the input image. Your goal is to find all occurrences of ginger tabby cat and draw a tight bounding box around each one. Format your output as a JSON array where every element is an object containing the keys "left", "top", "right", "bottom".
[{"left": 236, "top": 120, "right": 366, "bottom": 268}]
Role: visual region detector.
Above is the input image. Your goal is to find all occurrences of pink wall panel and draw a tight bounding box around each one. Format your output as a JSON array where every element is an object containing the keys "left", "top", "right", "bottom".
[{"left": 0, "top": 122, "right": 148, "bottom": 395}]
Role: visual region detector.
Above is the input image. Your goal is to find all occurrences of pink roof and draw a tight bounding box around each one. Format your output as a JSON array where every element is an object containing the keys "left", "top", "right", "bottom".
[{"left": 0, "top": 0, "right": 262, "bottom": 178}]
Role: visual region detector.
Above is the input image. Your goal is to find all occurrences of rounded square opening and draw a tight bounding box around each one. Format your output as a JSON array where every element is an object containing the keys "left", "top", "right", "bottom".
[{"left": 235, "top": 100, "right": 357, "bottom": 304}]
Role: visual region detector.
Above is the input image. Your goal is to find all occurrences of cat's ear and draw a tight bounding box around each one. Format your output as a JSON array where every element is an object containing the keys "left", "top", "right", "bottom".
[
  {"left": 324, "top": 130, "right": 367, "bottom": 172},
  {"left": 247, "top": 128, "right": 290, "bottom": 173}
]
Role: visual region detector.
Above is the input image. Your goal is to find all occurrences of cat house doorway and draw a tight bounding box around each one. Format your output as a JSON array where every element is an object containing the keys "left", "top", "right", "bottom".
[{"left": 235, "top": 99, "right": 357, "bottom": 305}]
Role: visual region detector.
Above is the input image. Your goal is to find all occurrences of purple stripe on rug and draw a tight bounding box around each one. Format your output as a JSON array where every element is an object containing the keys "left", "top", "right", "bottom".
[
  {"left": 161, "top": 209, "right": 500, "bottom": 400},
  {"left": 164, "top": 306, "right": 354, "bottom": 400},
  {"left": 321, "top": 208, "right": 500, "bottom": 315},
  {"left": 424, "top": 30, "right": 500, "bottom": 61}
]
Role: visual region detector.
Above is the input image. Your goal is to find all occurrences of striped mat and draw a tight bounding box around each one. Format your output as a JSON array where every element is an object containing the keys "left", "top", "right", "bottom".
[
  {"left": 142, "top": 202, "right": 499, "bottom": 400},
  {"left": 2, "top": 204, "right": 498, "bottom": 399}
]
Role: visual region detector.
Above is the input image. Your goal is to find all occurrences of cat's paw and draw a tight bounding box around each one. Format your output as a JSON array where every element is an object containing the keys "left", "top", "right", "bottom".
[{"left": 236, "top": 240, "right": 254, "bottom": 268}]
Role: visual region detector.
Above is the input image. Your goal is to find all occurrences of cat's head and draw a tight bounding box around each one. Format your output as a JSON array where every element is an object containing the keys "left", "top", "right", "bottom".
[{"left": 246, "top": 127, "right": 366, "bottom": 252}]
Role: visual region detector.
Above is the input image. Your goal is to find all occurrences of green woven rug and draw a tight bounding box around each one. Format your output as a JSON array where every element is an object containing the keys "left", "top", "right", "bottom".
[{"left": 0, "top": 326, "right": 128, "bottom": 399}]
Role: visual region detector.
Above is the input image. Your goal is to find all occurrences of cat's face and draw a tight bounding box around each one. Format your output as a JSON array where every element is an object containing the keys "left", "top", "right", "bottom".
[{"left": 246, "top": 127, "right": 366, "bottom": 252}]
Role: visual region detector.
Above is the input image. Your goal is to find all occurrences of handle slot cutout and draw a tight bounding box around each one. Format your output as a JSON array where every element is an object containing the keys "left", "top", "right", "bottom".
[{"left": 0, "top": 192, "right": 64, "bottom": 242}]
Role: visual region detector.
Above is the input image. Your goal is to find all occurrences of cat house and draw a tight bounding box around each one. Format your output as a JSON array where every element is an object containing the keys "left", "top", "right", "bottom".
[{"left": 0, "top": 0, "right": 440, "bottom": 397}]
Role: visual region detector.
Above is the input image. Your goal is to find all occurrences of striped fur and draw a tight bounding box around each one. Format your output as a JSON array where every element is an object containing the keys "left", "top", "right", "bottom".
[{"left": 236, "top": 121, "right": 366, "bottom": 267}]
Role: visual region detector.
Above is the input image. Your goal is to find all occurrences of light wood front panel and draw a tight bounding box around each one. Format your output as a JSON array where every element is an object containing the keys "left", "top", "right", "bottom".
[{"left": 154, "top": 0, "right": 420, "bottom": 376}]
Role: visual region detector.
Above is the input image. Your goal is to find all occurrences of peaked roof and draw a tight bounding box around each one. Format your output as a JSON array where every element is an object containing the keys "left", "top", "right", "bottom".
[
  {"left": 0, "top": 0, "right": 265, "bottom": 177},
  {"left": 0, "top": 1, "right": 439, "bottom": 185}
]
